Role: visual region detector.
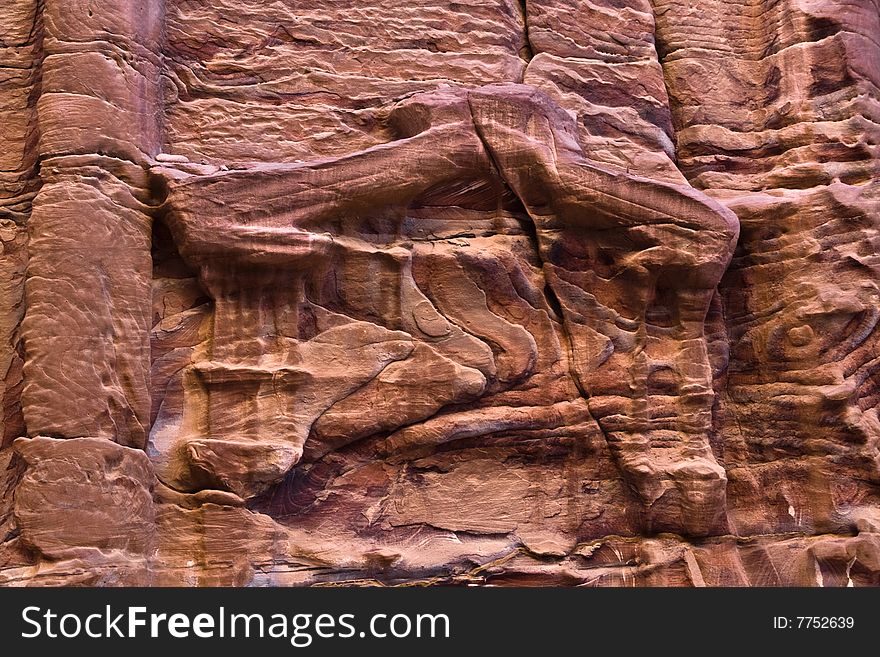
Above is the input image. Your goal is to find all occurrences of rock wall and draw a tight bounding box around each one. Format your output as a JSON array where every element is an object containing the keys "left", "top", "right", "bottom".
[{"left": 1, "top": 0, "right": 879, "bottom": 586}]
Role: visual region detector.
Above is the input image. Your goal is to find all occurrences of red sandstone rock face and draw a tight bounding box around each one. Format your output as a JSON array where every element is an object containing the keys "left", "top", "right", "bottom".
[{"left": 0, "top": 0, "right": 879, "bottom": 586}]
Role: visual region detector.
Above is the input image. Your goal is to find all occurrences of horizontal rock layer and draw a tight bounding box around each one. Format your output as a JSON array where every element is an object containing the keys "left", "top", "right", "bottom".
[{"left": 0, "top": 0, "right": 879, "bottom": 586}]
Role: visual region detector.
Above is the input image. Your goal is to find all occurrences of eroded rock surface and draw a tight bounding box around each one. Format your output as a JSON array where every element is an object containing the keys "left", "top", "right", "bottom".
[{"left": 1, "top": 0, "right": 879, "bottom": 586}]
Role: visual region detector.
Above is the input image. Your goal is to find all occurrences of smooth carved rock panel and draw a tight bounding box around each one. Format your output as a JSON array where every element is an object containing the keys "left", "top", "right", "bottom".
[{"left": 0, "top": 0, "right": 879, "bottom": 586}]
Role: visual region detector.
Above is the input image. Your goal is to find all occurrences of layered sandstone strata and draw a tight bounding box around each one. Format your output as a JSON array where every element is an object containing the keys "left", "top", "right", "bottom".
[{"left": 1, "top": 0, "right": 879, "bottom": 586}]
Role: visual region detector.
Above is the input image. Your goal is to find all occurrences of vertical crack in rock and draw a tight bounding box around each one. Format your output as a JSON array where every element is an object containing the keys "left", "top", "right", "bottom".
[
  {"left": 467, "top": 91, "right": 589, "bottom": 407},
  {"left": 3, "top": 0, "right": 880, "bottom": 586},
  {"left": 647, "top": 0, "right": 682, "bottom": 173},
  {"left": 466, "top": 84, "right": 736, "bottom": 537},
  {"left": 517, "top": 0, "right": 535, "bottom": 66}
]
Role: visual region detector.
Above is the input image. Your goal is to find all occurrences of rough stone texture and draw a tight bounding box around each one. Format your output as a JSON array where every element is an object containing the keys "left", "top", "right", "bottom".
[
  {"left": 0, "top": 0, "right": 39, "bottom": 448},
  {"left": 1, "top": 437, "right": 155, "bottom": 586},
  {"left": 1, "top": 0, "right": 879, "bottom": 586}
]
